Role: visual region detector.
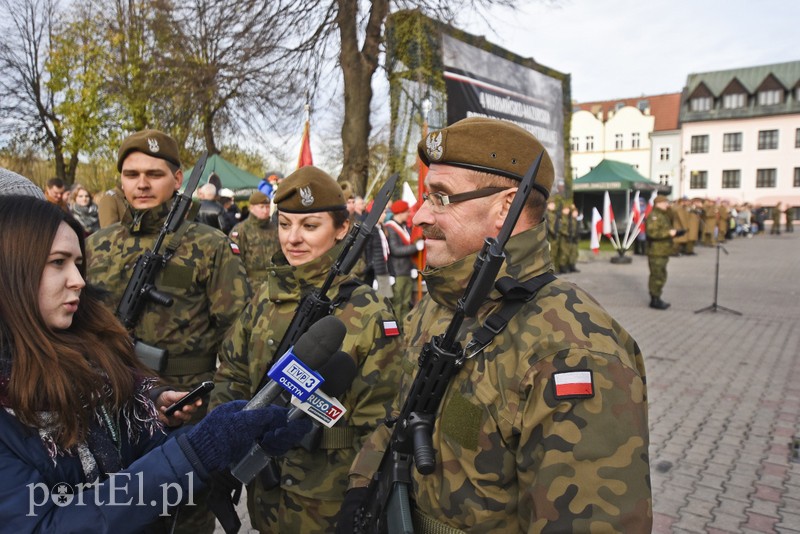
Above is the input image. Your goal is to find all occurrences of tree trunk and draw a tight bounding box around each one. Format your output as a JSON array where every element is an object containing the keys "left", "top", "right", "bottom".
[{"left": 336, "top": 0, "right": 388, "bottom": 196}]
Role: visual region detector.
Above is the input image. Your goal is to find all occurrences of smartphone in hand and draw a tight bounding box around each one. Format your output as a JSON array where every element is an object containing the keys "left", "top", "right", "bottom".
[{"left": 164, "top": 381, "right": 215, "bottom": 417}]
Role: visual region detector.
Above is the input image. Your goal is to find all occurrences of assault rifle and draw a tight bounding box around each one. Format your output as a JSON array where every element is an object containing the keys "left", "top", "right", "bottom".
[
  {"left": 228, "top": 172, "right": 399, "bottom": 487},
  {"left": 115, "top": 152, "right": 209, "bottom": 372},
  {"left": 354, "top": 152, "right": 544, "bottom": 534}
]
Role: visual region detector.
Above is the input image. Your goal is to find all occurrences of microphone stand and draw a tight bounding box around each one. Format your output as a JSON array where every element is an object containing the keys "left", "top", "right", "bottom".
[{"left": 694, "top": 243, "right": 742, "bottom": 315}]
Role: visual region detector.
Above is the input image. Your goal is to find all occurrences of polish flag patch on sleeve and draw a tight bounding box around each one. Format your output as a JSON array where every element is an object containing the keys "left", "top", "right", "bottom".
[
  {"left": 552, "top": 370, "right": 594, "bottom": 399},
  {"left": 229, "top": 242, "right": 240, "bottom": 255},
  {"left": 381, "top": 320, "right": 400, "bottom": 337}
]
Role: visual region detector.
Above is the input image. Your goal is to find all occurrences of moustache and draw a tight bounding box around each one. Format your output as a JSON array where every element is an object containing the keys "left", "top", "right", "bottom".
[{"left": 422, "top": 227, "right": 445, "bottom": 240}]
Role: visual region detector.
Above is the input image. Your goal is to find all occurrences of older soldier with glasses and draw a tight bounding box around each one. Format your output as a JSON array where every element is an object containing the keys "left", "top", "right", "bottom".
[{"left": 342, "top": 117, "right": 651, "bottom": 533}]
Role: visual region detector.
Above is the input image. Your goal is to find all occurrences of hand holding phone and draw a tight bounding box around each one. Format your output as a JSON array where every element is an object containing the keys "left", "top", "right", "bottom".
[{"left": 164, "top": 381, "right": 215, "bottom": 417}]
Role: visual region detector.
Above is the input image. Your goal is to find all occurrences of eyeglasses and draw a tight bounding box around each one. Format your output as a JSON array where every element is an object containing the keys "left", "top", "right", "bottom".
[{"left": 421, "top": 187, "right": 508, "bottom": 210}]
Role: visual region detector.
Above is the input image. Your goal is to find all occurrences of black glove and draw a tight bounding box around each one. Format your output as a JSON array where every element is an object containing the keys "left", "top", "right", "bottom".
[
  {"left": 674, "top": 229, "right": 687, "bottom": 237},
  {"left": 335, "top": 486, "right": 369, "bottom": 533},
  {"left": 180, "top": 400, "right": 290, "bottom": 474}
]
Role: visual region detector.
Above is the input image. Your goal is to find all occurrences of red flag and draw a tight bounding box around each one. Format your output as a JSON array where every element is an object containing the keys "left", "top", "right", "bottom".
[
  {"left": 297, "top": 120, "right": 313, "bottom": 169},
  {"left": 644, "top": 190, "right": 657, "bottom": 219}
]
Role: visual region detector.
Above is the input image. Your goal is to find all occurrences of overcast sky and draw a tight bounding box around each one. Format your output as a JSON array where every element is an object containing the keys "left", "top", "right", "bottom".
[{"left": 460, "top": 0, "right": 799, "bottom": 103}]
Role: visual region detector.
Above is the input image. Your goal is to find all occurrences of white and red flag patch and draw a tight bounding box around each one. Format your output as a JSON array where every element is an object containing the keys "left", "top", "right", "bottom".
[
  {"left": 381, "top": 320, "right": 400, "bottom": 337},
  {"left": 229, "top": 242, "right": 240, "bottom": 255},
  {"left": 553, "top": 370, "right": 594, "bottom": 399}
]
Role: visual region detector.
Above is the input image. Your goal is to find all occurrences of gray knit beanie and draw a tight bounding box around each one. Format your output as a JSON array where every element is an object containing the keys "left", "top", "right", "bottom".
[{"left": 0, "top": 167, "right": 45, "bottom": 199}]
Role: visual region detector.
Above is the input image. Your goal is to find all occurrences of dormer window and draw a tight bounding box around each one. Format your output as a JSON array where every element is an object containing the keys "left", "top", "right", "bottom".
[
  {"left": 690, "top": 97, "right": 712, "bottom": 111},
  {"left": 722, "top": 93, "right": 746, "bottom": 109},
  {"left": 758, "top": 89, "right": 782, "bottom": 106}
]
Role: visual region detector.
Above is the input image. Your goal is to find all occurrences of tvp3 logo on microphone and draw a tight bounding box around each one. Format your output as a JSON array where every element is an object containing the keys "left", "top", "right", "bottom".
[{"left": 268, "top": 347, "right": 325, "bottom": 401}]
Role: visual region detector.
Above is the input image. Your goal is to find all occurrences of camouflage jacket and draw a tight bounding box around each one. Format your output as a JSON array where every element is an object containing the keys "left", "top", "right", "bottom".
[
  {"left": 229, "top": 214, "right": 279, "bottom": 285},
  {"left": 646, "top": 207, "right": 673, "bottom": 257},
  {"left": 352, "top": 222, "right": 652, "bottom": 533},
  {"left": 86, "top": 201, "right": 252, "bottom": 381},
  {"left": 211, "top": 243, "right": 404, "bottom": 505}
]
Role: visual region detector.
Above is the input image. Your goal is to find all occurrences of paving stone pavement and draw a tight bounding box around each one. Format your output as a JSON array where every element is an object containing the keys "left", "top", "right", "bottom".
[{"left": 215, "top": 228, "right": 800, "bottom": 533}]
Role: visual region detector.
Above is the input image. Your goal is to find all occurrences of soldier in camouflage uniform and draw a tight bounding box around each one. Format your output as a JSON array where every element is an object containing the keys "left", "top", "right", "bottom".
[
  {"left": 211, "top": 166, "right": 404, "bottom": 533},
  {"left": 229, "top": 190, "right": 280, "bottom": 288},
  {"left": 86, "top": 129, "right": 252, "bottom": 534},
  {"left": 645, "top": 195, "right": 677, "bottom": 310},
  {"left": 344, "top": 117, "right": 652, "bottom": 533}
]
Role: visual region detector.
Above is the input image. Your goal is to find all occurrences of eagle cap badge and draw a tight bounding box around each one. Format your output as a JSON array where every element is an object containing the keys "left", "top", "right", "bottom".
[
  {"left": 299, "top": 186, "right": 314, "bottom": 207},
  {"left": 426, "top": 131, "right": 444, "bottom": 161}
]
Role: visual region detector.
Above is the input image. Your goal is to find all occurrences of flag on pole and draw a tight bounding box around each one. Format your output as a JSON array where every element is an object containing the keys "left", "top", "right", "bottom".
[
  {"left": 297, "top": 119, "right": 313, "bottom": 169},
  {"left": 602, "top": 191, "right": 615, "bottom": 237},
  {"left": 590, "top": 207, "right": 602, "bottom": 254},
  {"left": 644, "top": 190, "right": 657, "bottom": 220}
]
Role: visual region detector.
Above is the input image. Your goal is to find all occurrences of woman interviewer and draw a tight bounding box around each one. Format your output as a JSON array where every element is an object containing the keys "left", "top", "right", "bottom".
[
  {"left": 0, "top": 196, "right": 309, "bottom": 532},
  {"left": 212, "top": 166, "right": 403, "bottom": 533}
]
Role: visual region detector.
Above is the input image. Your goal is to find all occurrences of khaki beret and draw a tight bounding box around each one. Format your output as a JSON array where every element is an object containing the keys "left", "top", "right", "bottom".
[
  {"left": 418, "top": 117, "right": 555, "bottom": 198},
  {"left": 655, "top": 195, "right": 669, "bottom": 203},
  {"left": 274, "top": 166, "right": 346, "bottom": 213},
  {"left": 249, "top": 191, "right": 269, "bottom": 205},
  {"left": 117, "top": 129, "right": 181, "bottom": 171}
]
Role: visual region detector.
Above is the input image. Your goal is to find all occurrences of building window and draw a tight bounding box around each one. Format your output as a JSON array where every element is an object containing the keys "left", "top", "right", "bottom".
[
  {"left": 658, "top": 174, "right": 670, "bottom": 186},
  {"left": 758, "top": 130, "right": 779, "bottom": 150},
  {"left": 690, "top": 171, "right": 707, "bottom": 189},
  {"left": 757, "top": 89, "right": 782, "bottom": 106},
  {"left": 614, "top": 133, "right": 623, "bottom": 150},
  {"left": 722, "top": 170, "right": 741, "bottom": 188},
  {"left": 571, "top": 136, "right": 580, "bottom": 152},
  {"left": 615, "top": 102, "right": 625, "bottom": 111},
  {"left": 794, "top": 168, "right": 800, "bottom": 187},
  {"left": 795, "top": 128, "right": 800, "bottom": 148},
  {"left": 690, "top": 97, "right": 712, "bottom": 111},
  {"left": 660, "top": 147, "right": 671, "bottom": 161},
  {"left": 722, "top": 93, "right": 746, "bottom": 109},
  {"left": 723, "top": 132, "right": 742, "bottom": 152},
  {"left": 756, "top": 168, "right": 777, "bottom": 188},
  {"left": 632, "top": 132, "right": 641, "bottom": 148},
  {"left": 585, "top": 135, "right": 594, "bottom": 151},
  {"left": 691, "top": 135, "right": 709, "bottom": 153},
  {"left": 637, "top": 100, "right": 649, "bottom": 112}
]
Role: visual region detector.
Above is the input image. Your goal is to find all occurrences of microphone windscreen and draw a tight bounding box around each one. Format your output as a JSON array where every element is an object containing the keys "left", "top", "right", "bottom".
[
  {"left": 293, "top": 315, "right": 347, "bottom": 366},
  {"left": 317, "top": 351, "right": 358, "bottom": 397}
]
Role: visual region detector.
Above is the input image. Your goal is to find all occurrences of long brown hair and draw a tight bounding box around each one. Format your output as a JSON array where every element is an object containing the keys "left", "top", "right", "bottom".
[{"left": 0, "top": 196, "right": 150, "bottom": 448}]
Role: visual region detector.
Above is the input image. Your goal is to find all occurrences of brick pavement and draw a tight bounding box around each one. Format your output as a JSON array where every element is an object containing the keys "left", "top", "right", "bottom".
[
  {"left": 215, "top": 230, "right": 800, "bottom": 533},
  {"left": 567, "top": 229, "right": 800, "bottom": 533}
]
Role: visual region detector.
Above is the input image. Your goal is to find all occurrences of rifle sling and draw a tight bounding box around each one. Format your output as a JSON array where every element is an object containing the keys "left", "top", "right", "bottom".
[{"left": 465, "top": 272, "right": 557, "bottom": 357}]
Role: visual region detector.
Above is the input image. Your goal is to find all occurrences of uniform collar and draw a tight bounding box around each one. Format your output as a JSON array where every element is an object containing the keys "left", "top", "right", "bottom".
[
  {"left": 121, "top": 201, "right": 172, "bottom": 234},
  {"left": 422, "top": 221, "right": 553, "bottom": 310},
  {"left": 267, "top": 241, "right": 348, "bottom": 303}
]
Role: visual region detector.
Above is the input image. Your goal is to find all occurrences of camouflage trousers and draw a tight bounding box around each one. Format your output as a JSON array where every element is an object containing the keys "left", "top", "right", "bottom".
[
  {"left": 648, "top": 255, "right": 669, "bottom": 297},
  {"left": 247, "top": 485, "right": 341, "bottom": 533}
]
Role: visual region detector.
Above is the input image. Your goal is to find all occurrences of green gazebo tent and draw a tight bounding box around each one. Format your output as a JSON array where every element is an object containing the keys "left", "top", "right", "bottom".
[
  {"left": 182, "top": 154, "right": 262, "bottom": 198},
  {"left": 573, "top": 159, "right": 670, "bottom": 227}
]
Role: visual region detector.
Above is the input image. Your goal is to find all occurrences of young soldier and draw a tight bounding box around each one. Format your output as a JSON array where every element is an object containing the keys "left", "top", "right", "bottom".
[{"left": 86, "top": 129, "right": 252, "bottom": 533}]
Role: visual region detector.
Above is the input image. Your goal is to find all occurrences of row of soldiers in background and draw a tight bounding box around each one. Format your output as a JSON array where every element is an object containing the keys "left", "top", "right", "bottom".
[
  {"left": 544, "top": 199, "right": 582, "bottom": 273},
  {"left": 670, "top": 198, "right": 794, "bottom": 255}
]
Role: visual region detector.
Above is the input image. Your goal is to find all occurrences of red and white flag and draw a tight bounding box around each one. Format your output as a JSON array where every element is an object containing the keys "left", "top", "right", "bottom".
[
  {"left": 602, "top": 191, "right": 615, "bottom": 237},
  {"left": 644, "top": 190, "right": 657, "bottom": 220},
  {"left": 297, "top": 119, "right": 313, "bottom": 169},
  {"left": 553, "top": 370, "right": 594, "bottom": 399},
  {"left": 590, "top": 207, "right": 602, "bottom": 254}
]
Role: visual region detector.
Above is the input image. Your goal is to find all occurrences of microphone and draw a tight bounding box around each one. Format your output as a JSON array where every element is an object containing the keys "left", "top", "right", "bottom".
[
  {"left": 288, "top": 350, "right": 358, "bottom": 423},
  {"left": 244, "top": 315, "right": 347, "bottom": 411}
]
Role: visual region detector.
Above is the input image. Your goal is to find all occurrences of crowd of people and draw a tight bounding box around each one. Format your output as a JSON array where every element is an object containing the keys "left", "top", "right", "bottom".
[{"left": 0, "top": 118, "right": 654, "bottom": 533}]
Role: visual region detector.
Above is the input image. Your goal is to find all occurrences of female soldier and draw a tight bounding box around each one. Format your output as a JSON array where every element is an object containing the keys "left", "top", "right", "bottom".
[
  {"left": 0, "top": 196, "right": 307, "bottom": 532},
  {"left": 212, "top": 166, "right": 404, "bottom": 533}
]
